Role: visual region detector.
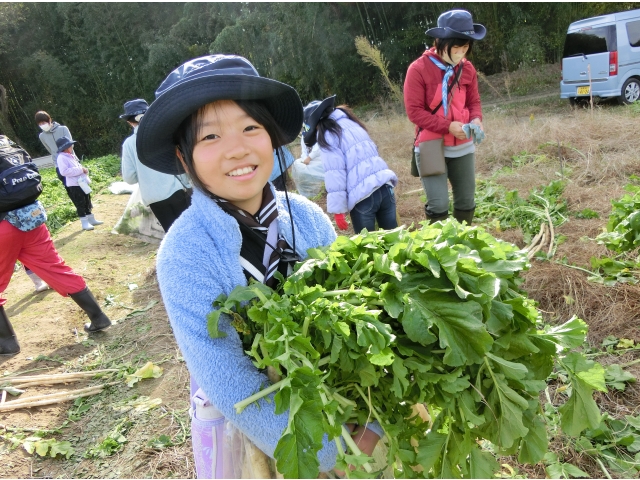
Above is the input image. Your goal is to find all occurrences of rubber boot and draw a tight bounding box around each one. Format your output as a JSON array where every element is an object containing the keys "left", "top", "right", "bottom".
[
  {"left": 69, "top": 287, "right": 112, "bottom": 333},
  {"left": 453, "top": 207, "right": 475, "bottom": 225},
  {"left": 425, "top": 205, "right": 449, "bottom": 225},
  {"left": 86, "top": 213, "right": 104, "bottom": 226},
  {"left": 80, "top": 217, "right": 94, "bottom": 231},
  {"left": 0, "top": 305, "right": 21, "bottom": 356},
  {"left": 27, "top": 271, "right": 50, "bottom": 293}
]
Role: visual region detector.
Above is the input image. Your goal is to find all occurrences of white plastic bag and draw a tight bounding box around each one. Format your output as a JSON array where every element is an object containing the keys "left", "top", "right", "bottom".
[
  {"left": 290, "top": 157, "right": 325, "bottom": 198},
  {"left": 108, "top": 181, "right": 135, "bottom": 195},
  {"left": 77, "top": 175, "right": 92, "bottom": 194},
  {"left": 111, "top": 184, "right": 164, "bottom": 243}
]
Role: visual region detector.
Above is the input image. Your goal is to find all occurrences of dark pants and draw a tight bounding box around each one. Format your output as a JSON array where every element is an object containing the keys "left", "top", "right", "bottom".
[
  {"left": 149, "top": 189, "right": 192, "bottom": 232},
  {"left": 66, "top": 186, "right": 93, "bottom": 217},
  {"left": 349, "top": 184, "right": 398, "bottom": 234},
  {"left": 56, "top": 167, "right": 73, "bottom": 198},
  {"left": 417, "top": 151, "right": 476, "bottom": 216}
]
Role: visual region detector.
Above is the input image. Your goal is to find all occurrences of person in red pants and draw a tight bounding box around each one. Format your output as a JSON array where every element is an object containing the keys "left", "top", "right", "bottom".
[{"left": 0, "top": 135, "right": 111, "bottom": 356}]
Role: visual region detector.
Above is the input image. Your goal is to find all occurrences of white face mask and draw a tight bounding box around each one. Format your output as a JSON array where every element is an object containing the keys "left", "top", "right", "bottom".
[
  {"left": 39, "top": 123, "right": 52, "bottom": 132},
  {"left": 441, "top": 50, "right": 466, "bottom": 66}
]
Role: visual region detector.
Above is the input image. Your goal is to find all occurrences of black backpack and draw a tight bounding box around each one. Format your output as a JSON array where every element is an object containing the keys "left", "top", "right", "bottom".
[{"left": 0, "top": 135, "right": 43, "bottom": 213}]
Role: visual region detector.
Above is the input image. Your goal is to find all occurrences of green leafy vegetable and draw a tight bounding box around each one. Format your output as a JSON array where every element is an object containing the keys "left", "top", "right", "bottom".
[{"left": 209, "top": 221, "right": 603, "bottom": 478}]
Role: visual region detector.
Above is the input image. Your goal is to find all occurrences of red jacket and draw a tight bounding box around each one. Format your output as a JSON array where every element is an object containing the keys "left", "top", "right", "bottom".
[{"left": 404, "top": 48, "right": 482, "bottom": 147}]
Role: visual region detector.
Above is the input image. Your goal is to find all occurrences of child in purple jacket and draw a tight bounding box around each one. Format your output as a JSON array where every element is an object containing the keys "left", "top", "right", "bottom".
[
  {"left": 55, "top": 136, "right": 103, "bottom": 231},
  {"left": 302, "top": 96, "right": 398, "bottom": 234}
]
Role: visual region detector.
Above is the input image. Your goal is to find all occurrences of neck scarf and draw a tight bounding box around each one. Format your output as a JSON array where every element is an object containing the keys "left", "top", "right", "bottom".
[
  {"left": 429, "top": 56, "right": 455, "bottom": 117},
  {"left": 211, "top": 185, "right": 294, "bottom": 288}
]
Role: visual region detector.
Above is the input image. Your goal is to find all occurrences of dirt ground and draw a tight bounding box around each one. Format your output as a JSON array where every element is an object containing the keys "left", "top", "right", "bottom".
[{"left": 1, "top": 192, "right": 195, "bottom": 479}]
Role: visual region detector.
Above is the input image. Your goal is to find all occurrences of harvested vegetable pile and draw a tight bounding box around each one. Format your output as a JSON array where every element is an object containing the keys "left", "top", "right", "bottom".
[{"left": 208, "top": 221, "right": 604, "bottom": 478}]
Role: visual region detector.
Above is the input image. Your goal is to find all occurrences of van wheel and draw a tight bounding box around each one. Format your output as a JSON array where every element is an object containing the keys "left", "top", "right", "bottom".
[
  {"left": 569, "top": 97, "right": 587, "bottom": 108},
  {"left": 619, "top": 78, "right": 640, "bottom": 104}
]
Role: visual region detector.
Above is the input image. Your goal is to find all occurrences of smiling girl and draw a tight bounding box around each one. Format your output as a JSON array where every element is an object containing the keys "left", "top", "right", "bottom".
[{"left": 135, "top": 55, "right": 381, "bottom": 477}]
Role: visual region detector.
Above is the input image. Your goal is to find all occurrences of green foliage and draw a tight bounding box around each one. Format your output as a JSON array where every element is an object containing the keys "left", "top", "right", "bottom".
[
  {"left": 475, "top": 178, "right": 568, "bottom": 241},
  {"left": 587, "top": 257, "right": 640, "bottom": 286},
  {"left": 596, "top": 184, "right": 640, "bottom": 254},
  {"left": 23, "top": 437, "right": 75, "bottom": 459},
  {"left": 574, "top": 209, "right": 599, "bottom": 220},
  {"left": 0, "top": 426, "right": 73, "bottom": 461},
  {"left": 543, "top": 452, "right": 589, "bottom": 478},
  {"left": 84, "top": 419, "right": 132, "bottom": 458},
  {"left": 209, "top": 222, "right": 604, "bottom": 478},
  {"left": 573, "top": 413, "right": 640, "bottom": 477},
  {"left": 38, "top": 154, "right": 121, "bottom": 235}
]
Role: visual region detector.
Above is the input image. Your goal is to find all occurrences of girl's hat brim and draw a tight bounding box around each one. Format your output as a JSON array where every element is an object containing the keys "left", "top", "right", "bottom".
[
  {"left": 426, "top": 24, "right": 486, "bottom": 40},
  {"left": 302, "top": 95, "right": 337, "bottom": 146},
  {"left": 55, "top": 137, "right": 77, "bottom": 153},
  {"left": 137, "top": 66, "right": 303, "bottom": 175}
]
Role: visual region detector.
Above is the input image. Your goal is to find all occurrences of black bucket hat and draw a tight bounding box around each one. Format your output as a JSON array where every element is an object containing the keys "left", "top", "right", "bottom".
[
  {"left": 119, "top": 99, "right": 149, "bottom": 120},
  {"left": 426, "top": 9, "right": 486, "bottom": 41},
  {"left": 55, "top": 136, "right": 77, "bottom": 153},
  {"left": 302, "top": 95, "right": 336, "bottom": 146},
  {"left": 136, "top": 54, "right": 303, "bottom": 175}
]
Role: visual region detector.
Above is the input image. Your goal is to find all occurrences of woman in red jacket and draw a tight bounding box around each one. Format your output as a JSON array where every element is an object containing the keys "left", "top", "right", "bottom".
[{"left": 404, "top": 9, "right": 486, "bottom": 224}]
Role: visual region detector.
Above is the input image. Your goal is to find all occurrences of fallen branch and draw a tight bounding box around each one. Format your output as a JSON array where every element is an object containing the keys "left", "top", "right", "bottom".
[
  {"left": 2, "top": 368, "right": 118, "bottom": 383},
  {"left": 0, "top": 382, "right": 119, "bottom": 411}
]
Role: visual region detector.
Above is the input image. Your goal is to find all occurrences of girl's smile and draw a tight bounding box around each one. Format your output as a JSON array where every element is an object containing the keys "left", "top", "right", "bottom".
[{"left": 191, "top": 100, "right": 274, "bottom": 214}]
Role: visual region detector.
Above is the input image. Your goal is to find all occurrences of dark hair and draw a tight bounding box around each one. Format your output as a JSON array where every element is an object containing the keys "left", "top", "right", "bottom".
[
  {"left": 173, "top": 99, "right": 287, "bottom": 195},
  {"left": 34, "top": 111, "right": 51, "bottom": 124},
  {"left": 315, "top": 104, "right": 368, "bottom": 150},
  {"left": 434, "top": 38, "right": 474, "bottom": 59}
]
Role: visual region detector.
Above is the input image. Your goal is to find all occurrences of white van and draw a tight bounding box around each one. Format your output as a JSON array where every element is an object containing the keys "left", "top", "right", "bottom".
[{"left": 560, "top": 9, "right": 640, "bottom": 105}]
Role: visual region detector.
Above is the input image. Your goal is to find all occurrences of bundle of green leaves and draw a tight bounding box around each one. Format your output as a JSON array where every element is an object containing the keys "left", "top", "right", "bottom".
[
  {"left": 596, "top": 184, "right": 640, "bottom": 253},
  {"left": 208, "top": 221, "right": 605, "bottom": 478}
]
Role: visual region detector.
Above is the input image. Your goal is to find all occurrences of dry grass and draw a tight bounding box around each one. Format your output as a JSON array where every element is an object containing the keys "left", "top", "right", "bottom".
[{"left": 480, "top": 104, "right": 640, "bottom": 186}]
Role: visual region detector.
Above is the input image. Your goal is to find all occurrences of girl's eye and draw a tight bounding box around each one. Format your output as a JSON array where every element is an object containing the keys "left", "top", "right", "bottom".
[
  {"left": 201, "top": 133, "right": 219, "bottom": 141},
  {"left": 244, "top": 125, "right": 261, "bottom": 132}
]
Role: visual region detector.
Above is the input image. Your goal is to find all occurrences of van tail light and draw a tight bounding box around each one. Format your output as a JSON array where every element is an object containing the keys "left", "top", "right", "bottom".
[{"left": 610, "top": 51, "right": 618, "bottom": 75}]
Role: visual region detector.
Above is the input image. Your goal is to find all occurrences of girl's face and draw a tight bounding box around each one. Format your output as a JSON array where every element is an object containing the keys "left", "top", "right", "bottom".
[
  {"left": 191, "top": 100, "right": 274, "bottom": 214},
  {"left": 442, "top": 43, "right": 469, "bottom": 66}
]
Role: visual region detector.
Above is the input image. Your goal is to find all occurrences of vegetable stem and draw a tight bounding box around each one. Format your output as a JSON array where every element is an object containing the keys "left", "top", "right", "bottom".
[
  {"left": 341, "top": 425, "right": 373, "bottom": 473},
  {"left": 318, "top": 356, "right": 330, "bottom": 367},
  {"left": 302, "top": 316, "right": 311, "bottom": 338},
  {"left": 234, "top": 378, "right": 287, "bottom": 414},
  {"left": 595, "top": 457, "right": 612, "bottom": 479},
  {"left": 322, "top": 289, "right": 360, "bottom": 297},
  {"left": 325, "top": 387, "right": 357, "bottom": 408},
  {"left": 353, "top": 384, "right": 385, "bottom": 428},
  {"left": 619, "top": 357, "right": 640, "bottom": 368}
]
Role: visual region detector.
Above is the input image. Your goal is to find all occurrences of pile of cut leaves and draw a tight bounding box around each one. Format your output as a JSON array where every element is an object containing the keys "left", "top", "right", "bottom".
[{"left": 208, "top": 221, "right": 605, "bottom": 478}]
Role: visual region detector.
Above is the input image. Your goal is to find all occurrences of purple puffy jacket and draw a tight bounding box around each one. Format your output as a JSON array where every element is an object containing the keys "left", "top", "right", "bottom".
[{"left": 319, "top": 109, "right": 398, "bottom": 214}]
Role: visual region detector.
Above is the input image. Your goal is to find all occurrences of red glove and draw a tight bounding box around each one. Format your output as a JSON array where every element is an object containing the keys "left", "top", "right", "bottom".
[{"left": 334, "top": 213, "right": 349, "bottom": 231}]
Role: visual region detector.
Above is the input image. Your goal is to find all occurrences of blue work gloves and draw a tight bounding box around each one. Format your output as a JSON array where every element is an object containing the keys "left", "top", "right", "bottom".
[{"left": 462, "top": 123, "right": 485, "bottom": 145}]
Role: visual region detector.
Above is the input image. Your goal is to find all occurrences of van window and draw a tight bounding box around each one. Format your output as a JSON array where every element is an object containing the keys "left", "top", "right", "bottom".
[
  {"left": 563, "top": 25, "right": 617, "bottom": 57},
  {"left": 627, "top": 20, "right": 640, "bottom": 47}
]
